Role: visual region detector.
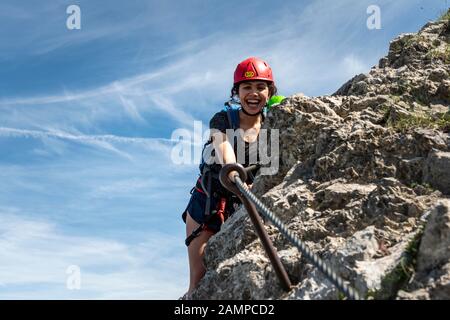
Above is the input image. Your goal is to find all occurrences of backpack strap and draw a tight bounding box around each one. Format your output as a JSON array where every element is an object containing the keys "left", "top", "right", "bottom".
[{"left": 224, "top": 102, "right": 240, "bottom": 130}]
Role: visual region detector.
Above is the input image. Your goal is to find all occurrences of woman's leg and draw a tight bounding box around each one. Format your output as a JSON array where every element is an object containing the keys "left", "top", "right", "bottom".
[{"left": 186, "top": 211, "right": 214, "bottom": 295}]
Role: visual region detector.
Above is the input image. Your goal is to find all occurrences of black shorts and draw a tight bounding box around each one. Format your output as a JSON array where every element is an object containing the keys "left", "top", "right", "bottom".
[{"left": 182, "top": 187, "right": 239, "bottom": 233}]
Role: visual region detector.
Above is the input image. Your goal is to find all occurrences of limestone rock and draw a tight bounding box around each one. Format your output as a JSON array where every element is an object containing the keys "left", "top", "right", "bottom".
[
  {"left": 396, "top": 200, "right": 450, "bottom": 299},
  {"left": 417, "top": 200, "right": 450, "bottom": 273},
  {"left": 423, "top": 150, "right": 450, "bottom": 195},
  {"left": 191, "top": 11, "right": 450, "bottom": 300}
]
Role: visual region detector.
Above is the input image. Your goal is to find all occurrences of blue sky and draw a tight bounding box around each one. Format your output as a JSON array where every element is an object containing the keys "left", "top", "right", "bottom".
[{"left": 0, "top": 0, "right": 448, "bottom": 299}]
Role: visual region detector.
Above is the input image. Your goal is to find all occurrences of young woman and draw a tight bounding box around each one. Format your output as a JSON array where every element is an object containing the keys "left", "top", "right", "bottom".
[{"left": 181, "top": 57, "right": 278, "bottom": 299}]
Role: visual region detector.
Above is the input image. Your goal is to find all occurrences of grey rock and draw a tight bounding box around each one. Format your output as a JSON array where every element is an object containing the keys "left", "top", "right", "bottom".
[
  {"left": 353, "top": 233, "right": 416, "bottom": 295},
  {"left": 417, "top": 200, "right": 450, "bottom": 273},
  {"left": 397, "top": 200, "right": 450, "bottom": 299},
  {"left": 314, "top": 183, "right": 376, "bottom": 210},
  {"left": 423, "top": 150, "right": 450, "bottom": 195},
  {"left": 284, "top": 268, "right": 338, "bottom": 300},
  {"left": 190, "top": 12, "right": 450, "bottom": 300}
]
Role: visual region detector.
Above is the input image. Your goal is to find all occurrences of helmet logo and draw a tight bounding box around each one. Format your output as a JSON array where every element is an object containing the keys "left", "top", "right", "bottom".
[{"left": 244, "top": 71, "right": 255, "bottom": 78}]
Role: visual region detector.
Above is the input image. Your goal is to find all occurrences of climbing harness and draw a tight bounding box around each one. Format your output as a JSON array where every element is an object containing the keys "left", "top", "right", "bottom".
[
  {"left": 184, "top": 166, "right": 256, "bottom": 247},
  {"left": 185, "top": 103, "right": 253, "bottom": 247},
  {"left": 219, "top": 163, "right": 363, "bottom": 300}
]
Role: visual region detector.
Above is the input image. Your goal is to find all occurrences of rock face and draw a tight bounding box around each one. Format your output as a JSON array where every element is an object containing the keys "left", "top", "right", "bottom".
[
  {"left": 397, "top": 200, "right": 450, "bottom": 299},
  {"left": 192, "top": 12, "right": 450, "bottom": 300}
]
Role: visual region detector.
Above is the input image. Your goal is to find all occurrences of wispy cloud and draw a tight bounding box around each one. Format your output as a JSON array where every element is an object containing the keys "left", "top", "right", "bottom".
[
  {"left": 148, "top": 94, "right": 198, "bottom": 128},
  {"left": 0, "top": 211, "right": 186, "bottom": 299},
  {"left": 114, "top": 83, "right": 147, "bottom": 125},
  {"left": 89, "top": 178, "right": 157, "bottom": 199},
  {"left": 341, "top": 54, "right": 368, "bottom": 78},
  {"left": 0, "top": 1, "right": 169, "bottom": 59},
  {"left": 0, "top": 0, "right": 387, "bottom": 116},
  {"left": 0, "top": 126, "right": 200, "bottom": 160},
  {"left": 0, "top": 127, "right": 172, "bottom": 160}
]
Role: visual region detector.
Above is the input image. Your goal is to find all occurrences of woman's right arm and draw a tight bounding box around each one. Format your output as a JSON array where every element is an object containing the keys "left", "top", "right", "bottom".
[{"left": 211, "top": 131, "right": 238, "bottom": 181}]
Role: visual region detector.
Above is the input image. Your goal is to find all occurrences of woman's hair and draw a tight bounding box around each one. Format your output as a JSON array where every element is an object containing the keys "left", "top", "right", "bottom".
[{"left": 229, "top": 81, "right": 278, "bottom": 104}]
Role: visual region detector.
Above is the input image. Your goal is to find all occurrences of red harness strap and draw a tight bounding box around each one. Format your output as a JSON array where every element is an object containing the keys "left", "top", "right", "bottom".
[
  {"left": 202, "top": 197, "right": 227, "bottom": 234},
  {"left": 195, "top": 177, "right": 205, "bottom": 194},
  {"left": 216, "top": 197, "right": 227, "bottom": 224}
]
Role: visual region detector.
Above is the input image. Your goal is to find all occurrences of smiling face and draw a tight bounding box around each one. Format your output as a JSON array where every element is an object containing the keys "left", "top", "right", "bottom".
[{"left": 238, "top": 81, "right": 270, "bottom": 115}]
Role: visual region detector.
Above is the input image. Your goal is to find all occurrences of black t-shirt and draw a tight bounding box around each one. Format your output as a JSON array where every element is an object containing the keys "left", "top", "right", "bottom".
[{"left": 208, "top": 110, "right": 263, "bottom": 183}]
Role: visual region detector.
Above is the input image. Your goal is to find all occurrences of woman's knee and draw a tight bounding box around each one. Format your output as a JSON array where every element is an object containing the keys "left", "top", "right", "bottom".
[
  {"left": 188, "top": 229, "right": 214, "bottom": 254},
  {"left": 185, "top": 211, "right": 214, "bottom": 266}
]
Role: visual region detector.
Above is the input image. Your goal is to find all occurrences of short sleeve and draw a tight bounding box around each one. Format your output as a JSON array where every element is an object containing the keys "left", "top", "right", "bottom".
[{"left": 209, "top": 111, "right": 229, "bottom": 134}]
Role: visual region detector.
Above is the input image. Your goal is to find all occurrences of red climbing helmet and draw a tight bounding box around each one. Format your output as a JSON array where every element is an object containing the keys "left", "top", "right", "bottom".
[{"left": 233, "top": 57, "right": 274, "bottom": 85}]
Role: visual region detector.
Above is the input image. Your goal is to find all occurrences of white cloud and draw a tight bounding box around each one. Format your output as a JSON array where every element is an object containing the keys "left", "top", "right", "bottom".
[
  {"left": 0, "top": 1, "right": 169, "bottom": 59},
  {"left": 89, "top": 178, "right": 157, "bottom": 199},
  {"left": 116, "top": 91, "right": 147, "bottom": 125},
  {"left": 148, "top": 94, "right": 198, "bottom": 128},
  {"left": 0, "top": 0, "right": 382, "bottom": 118},
  {"left": 342, "top": 54, "right": 370, "bottom": 78},
  {"left": 0, "top": 0, "right": 387, "bottom": 135},
  {"left": 0, "top": 126, "right": 178, "bottom": 160},
  {"left": 0, "top": 211, "right": 187, "bottom": 299}
]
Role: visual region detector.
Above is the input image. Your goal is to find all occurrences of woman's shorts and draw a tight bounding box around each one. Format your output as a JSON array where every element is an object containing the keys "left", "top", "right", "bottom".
[{"left": 182, "top": 188, "right": 225, "bottom": 233}]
